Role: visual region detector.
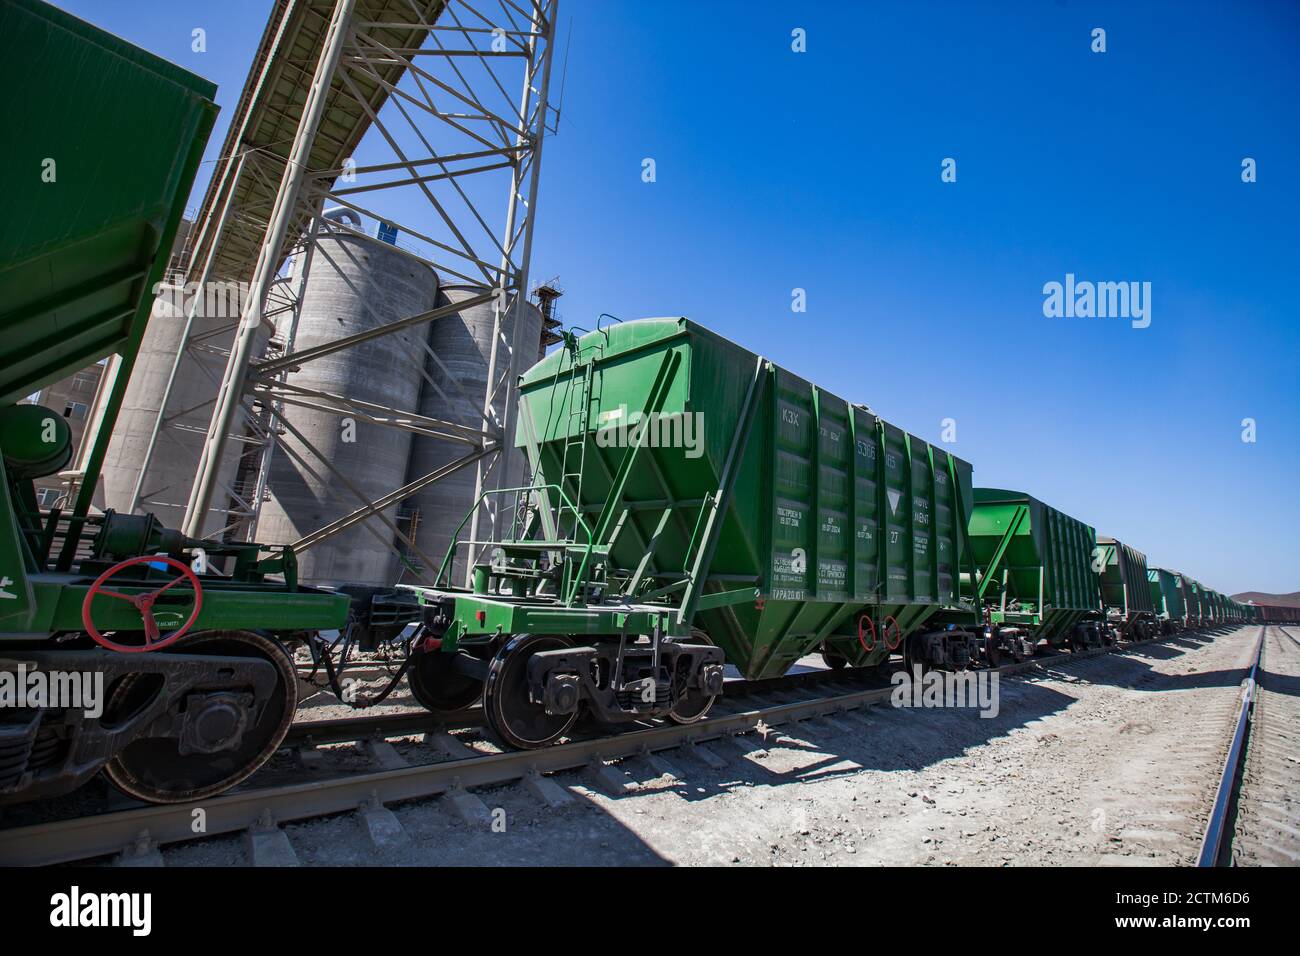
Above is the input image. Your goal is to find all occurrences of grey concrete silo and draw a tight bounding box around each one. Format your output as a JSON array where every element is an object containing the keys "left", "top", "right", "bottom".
[
  {"left": 254, "top": 228, "right": 439, "bottom": 587},
  {"left": 101, "top": 282, "right": 268, "bottom": 538},
  {"left": 403, "top": 285, "right": 543, "bottom": 585}
]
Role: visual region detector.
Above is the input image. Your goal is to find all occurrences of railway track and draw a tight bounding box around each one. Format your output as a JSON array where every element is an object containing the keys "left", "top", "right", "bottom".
[
  {"left": 0, "top": 627, "right": 1238, "bottom": 866},
  {"left": 285, "top": 655, "right": 900, "bottom": 747},
  {"left": 1200, "top": 625, "right": 1300, "bottom": 866}
]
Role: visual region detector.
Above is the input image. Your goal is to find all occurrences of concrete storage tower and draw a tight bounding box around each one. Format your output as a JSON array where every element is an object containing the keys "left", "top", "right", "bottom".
[
  {"left": 101, "top": 282, "right": 268, "bottom": 538},
  {"left": 403, "top": 285, "right": 543, "bottom": 584},
  {"left": 255, "top": 223, "right": 439, "bottom": 587}
]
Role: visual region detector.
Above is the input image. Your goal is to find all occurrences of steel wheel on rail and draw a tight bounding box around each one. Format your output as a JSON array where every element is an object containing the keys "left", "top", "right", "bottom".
[
  {"left": 101, "top": 630, "right": 297, "bottom": 804},
  {"left": 669, "top": 628, "right": 719, "bottom": 724},
  {"left": 482, "top": 634, "right": 579, "bottom": 749},
  {"left": 408, "top": 646, "right": 483, "bottom": 715}
]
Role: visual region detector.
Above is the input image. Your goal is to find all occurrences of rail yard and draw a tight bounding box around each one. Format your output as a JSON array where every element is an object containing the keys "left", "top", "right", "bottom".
[
  {"left": 0, "top": 621, "right": 1289, "bottom": 869},
  {"left": 0, "top": 0, "right": 1295, "bottom": 936}
]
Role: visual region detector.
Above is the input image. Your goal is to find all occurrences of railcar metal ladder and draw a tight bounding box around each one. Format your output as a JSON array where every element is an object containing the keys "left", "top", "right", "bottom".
[{"left": 554, "top": 333, "right": 599, "bottom": 544}]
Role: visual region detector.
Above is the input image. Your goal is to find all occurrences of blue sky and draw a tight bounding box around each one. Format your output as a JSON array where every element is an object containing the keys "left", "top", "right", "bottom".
[{"left": 56, "top": 0, "right": 1299, "bottom": 594}]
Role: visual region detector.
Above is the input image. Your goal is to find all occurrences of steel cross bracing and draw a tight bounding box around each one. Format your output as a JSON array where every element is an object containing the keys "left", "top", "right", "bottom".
[{"left": 125, "top": 0, "right": 560, "bottom": 583}]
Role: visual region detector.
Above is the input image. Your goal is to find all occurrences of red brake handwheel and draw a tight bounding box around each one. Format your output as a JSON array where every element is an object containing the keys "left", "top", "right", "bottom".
[
  {"left": 81, "top": 555, "right": 203, "bottom": 653},
  {"left": 857, "top": 614, "right": 877, "bottom": 653},
  {"left": 883, "top": 615, "right": 903, "bottom": 651}
]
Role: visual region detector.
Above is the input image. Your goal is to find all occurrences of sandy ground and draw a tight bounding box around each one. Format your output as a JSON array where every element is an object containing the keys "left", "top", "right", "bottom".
[
  {"left": 1232, "top": 627, "right": 1300, "bottom": 865},
  {"left": 149, "top": 625, "right": 1264, "bottom": 867}
]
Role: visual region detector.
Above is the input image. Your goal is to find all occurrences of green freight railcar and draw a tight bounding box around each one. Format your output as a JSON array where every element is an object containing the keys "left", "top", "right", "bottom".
[
  {"left": 1200, "top": 584, "right": 1217, "bottom": 625},
  {"left": 0, "top": 0, "right": 348, "bottom": 805},
  {"left": 1206, "top": 590, "right": 1225, "bottom": 626},
  {"left": 399, "top": 317, "right": 980, "bottom": 747},
  {"left": 1176, "top": 574, "right": 1201, "bottom": 628},
  {"left": 964, "top": 488, "right": 1103, "bottom": 659},
  {"left": 1147, "top": 568, "right": 1186, "bottom": 634},
  {"left": 1188, "top": 578, "right": 1210, "bottom": 626},
  {"left": 1199, "top": 583, "right": 1215, "bottom": 625},
  {"left": 1095, "top": 535, "right": 1158, "bottom": 639}
]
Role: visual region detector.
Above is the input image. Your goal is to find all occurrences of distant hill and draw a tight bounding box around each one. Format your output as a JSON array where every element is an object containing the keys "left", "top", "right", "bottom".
[{"left": 1232, "top": 590, "right": 1300, "bottom": 608}]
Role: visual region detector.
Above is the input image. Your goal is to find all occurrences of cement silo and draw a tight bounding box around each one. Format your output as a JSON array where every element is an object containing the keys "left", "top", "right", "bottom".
[
  {"left": 254, "top": 225, "right": 439, "bottom": 587},
  {"left": 403, "top": 285, "right": 543, "bottom": 584},
  {"left": 101, "top": 281, "right": 267, "bottom": 538}
]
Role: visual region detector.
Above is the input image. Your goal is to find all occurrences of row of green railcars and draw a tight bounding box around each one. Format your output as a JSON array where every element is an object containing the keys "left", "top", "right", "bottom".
[
  {"left": 1162, "top": 574, "right": 1252, "bottom": 628},
  {"left": 1205, "top": 589, "right": 1249, "bottom": 625},
  {"left": 405, "top": 315, "right": 1259, "bottom": 745},
  {"left": 1, "top": 0, "right": 1261, "bottom": 797}
]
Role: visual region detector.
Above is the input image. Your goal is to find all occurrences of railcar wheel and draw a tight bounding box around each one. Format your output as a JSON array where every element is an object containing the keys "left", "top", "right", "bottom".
[
  {"left": 102, "top": 630, "right": 296, "bottom": 804},
  {"left": 482, "top": 634, "right": 578, "bottom": 749},
  {"left": 408, "top": 648, "right": 483, "bottom": 714},
  {"left": 669, "top": 629, "right": 718, "bottom": 724}
]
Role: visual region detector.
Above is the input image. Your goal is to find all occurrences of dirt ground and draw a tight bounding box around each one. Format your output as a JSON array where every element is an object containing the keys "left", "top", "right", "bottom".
[
  {"left": 159, "top": 626, "right": 1259, "bottom": 866},
  {"left": 1232, "top": 627, "right": 1300, "bottom": 865}
]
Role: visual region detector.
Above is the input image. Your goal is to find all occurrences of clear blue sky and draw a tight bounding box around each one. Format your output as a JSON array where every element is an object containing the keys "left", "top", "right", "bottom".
[{"left": 55, "top": 0, "right": 1299, "bottom": 595}]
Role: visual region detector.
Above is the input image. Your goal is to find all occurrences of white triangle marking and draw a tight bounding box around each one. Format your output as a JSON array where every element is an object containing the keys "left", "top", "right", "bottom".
[{"left": 887, "top": 489, "right": 902, "bottom": 514}]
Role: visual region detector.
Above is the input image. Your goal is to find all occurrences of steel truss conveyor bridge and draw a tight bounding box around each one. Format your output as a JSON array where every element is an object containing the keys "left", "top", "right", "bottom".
[{"left": 127, "top": 0, "right": 561, "bottom": 583}]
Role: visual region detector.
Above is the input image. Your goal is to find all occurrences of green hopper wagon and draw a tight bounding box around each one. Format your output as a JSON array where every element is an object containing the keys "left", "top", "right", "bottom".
[
  {"left": 965, "top": 488, "right": 1103, "bottom": 658},
  {"left": 0, "top": 0, "right": 348, "bottom": 805},
  {"left": 1190, "top": 578, "right": 1212, "bottom": 626},
  {"left": 399, "top": 317, "right": 980, "bottom": 748},
  {"left": 1146, "top": 567, "right": 1185, "bottom": 635},
  {"left": 1204, "top": 589, "right": 1225, "bottom": 626},
  {"left": 1201, "top": 589, "right": 1217, "bottom": 625},
  {"left": 1176, "top": 574, "right": 1202, "bottom": 627},
  {"left": 1094, "top": 535, "right": 1158, "bottom": 639}
]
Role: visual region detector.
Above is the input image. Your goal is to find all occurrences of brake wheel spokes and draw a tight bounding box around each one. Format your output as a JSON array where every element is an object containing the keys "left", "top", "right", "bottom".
[{"left": 82, "top": 555, "right": 204, "bottom": 653}]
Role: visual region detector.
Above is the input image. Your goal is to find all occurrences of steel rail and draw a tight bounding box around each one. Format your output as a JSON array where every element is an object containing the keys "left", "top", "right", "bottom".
[
  {"left": 1196, "top": 625, "right": 1266, "bottom": 867},
  {"left": 1277, "top": 625, "right": 1300, "bottom": 652},
  {"left": 0, "top": 627, "right": 1210, "bottom": 867}
]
